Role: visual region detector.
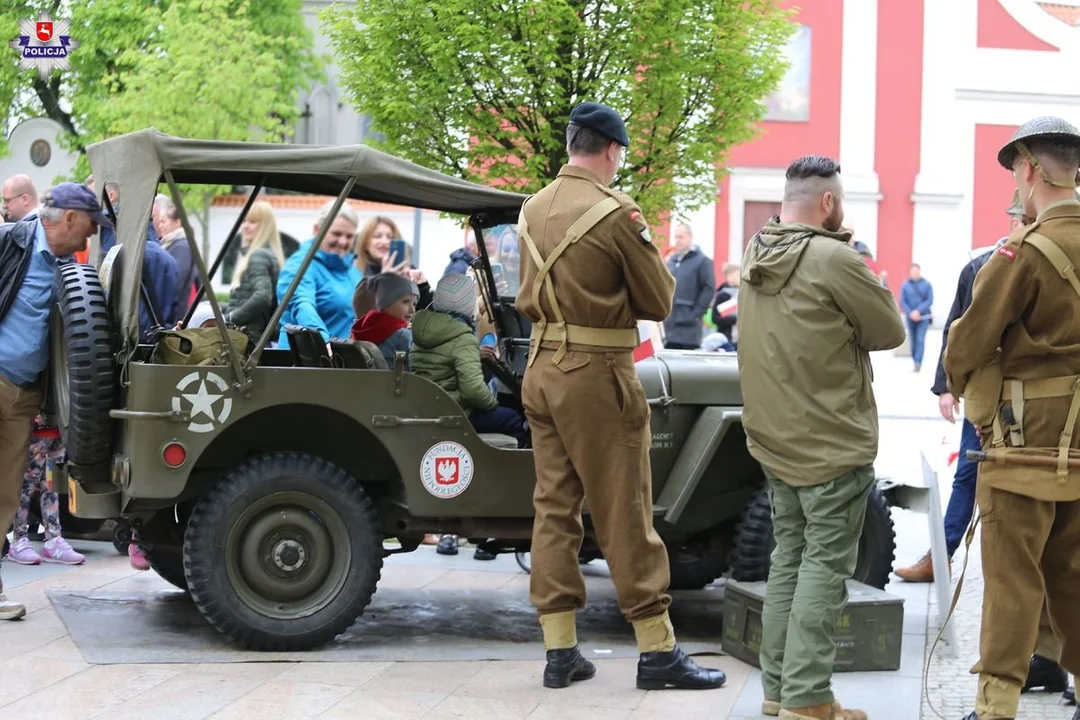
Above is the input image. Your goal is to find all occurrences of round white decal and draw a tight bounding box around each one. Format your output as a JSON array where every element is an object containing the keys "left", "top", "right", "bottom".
[
  {"left": 171, "top": 370, "right": 233, "bottom": 434},
  {"left": 420, "top": 442, "right": 474, "bottom": 499}
]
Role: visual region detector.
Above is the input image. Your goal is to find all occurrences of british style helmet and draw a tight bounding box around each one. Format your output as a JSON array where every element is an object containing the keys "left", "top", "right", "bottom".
[{"left": 997, "top": 116, "right": 1080, "bottom": 170}]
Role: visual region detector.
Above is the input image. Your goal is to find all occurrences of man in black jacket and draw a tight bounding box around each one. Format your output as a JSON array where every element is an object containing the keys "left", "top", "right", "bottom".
[{"left": 663, "top": 223, "right": 715, "bottom": 350}]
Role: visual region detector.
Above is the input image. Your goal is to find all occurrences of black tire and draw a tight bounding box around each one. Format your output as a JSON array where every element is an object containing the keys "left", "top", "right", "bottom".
[
  {"left": 183, "top": 453, "right": 383, "bottom": 651},
  {"left": 667, "top": 525, "right": 734, "bottom": 590},
  {"left": 146, "top": 545, "right": 189, "bottom": 591},
  {"left": 112, "top": 522, "right": 133, "bottom": 556},
  {"left": 730, "top": 484, "right": 896, "bottom": 590},
  {"left": 51, "top": 263, "right": 116, "bottom": 468}
]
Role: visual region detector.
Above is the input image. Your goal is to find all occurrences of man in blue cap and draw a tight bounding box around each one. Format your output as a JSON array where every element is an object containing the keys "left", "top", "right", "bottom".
[
  {"left": 0, "top": 182, "right": 106, "bottom": 621},
  {"left": 516, "top": 101, "right": 725, "bottom": 692}
]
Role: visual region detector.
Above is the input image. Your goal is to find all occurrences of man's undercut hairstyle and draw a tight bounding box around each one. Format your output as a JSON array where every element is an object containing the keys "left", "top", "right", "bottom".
[
  {"left": 785, "top": 155, "right": 841, "bottom": 182},
  {"left": 566, "top": 123, "right": 612, "bottom": 156},
  {"left": 1023, "top": 137, "right": 1080, "bottom": 180},
  {"left": 783, "top": 155, "right": 842, "bottom": 203}
]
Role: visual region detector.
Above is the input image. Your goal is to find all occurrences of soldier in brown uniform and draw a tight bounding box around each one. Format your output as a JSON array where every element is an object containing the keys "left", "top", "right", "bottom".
[
  {"left": 944, "top": 116, "right": 1080, "bottom": 720},
  {"left": 516, "top": 101, "right": 726, "bottom": 692}
]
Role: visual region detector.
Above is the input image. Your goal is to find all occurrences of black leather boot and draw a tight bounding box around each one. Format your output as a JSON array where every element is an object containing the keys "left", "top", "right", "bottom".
[
  {"left": 542, "top": 646, "right": 596, "bottom": 689},
  {"left": 1022, "top": 654, "right": 1068, "bottom": 693},
  {"left": 636, "top": 645, "right": 726, "bottom": 690}
]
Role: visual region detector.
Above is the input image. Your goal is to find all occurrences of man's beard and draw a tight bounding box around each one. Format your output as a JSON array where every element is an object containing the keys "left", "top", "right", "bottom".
[
  {"left": 2, "top": 212, "right": 11, "bottom": 223},
  {"left": 822, "top": 206, "right": 844, "bottom": 233}
]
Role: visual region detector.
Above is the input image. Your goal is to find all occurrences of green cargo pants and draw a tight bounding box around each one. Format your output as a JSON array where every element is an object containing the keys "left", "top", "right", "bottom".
[{"left": 760, "top": 466, "right": 875, "bottom": 709}]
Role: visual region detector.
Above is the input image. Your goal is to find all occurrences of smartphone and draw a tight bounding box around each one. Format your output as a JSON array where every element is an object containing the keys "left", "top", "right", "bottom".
[
  {"left": 490, "top": 262, "right": 507, "bottom": 294},
  {"left": 388, "top": 238, "right": 408, "bottom": 268},
  {"left": 480, "top": 332, "right": 497, "bottom": 347}
]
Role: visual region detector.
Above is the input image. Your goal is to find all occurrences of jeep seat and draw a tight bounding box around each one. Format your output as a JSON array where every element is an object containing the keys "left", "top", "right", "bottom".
[
  {"left": 285, "top": 324, "right": 333, "bottom": 367},
  {"left": 328, "top": 340, "right": 389, "bottom": 370},
  {"left": 479, "top": 433, "right": 518, "bottom": 449}
]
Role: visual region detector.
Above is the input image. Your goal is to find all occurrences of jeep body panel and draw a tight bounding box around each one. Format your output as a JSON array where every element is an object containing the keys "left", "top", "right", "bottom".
[{"left": 113, "top": 351, "right": 751, "bottom": 527}]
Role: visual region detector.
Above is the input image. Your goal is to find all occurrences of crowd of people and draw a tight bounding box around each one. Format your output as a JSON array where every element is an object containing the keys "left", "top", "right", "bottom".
[{"left": 4, "top": 108, "right": 1079, "bottom": 720}]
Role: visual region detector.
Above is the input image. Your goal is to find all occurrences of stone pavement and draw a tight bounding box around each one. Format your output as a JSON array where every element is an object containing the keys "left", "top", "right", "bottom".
[{"left": 0, "top": 328, "right": 1075, "bottom": 719}]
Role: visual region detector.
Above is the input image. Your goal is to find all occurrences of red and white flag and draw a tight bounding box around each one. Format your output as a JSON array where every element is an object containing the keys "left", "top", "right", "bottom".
[
  {"left": 716, "top": 298, "right": 737, "bottom": 319},
  {"left": 634, "top": 320, "right": 661, "bottom": 363}
]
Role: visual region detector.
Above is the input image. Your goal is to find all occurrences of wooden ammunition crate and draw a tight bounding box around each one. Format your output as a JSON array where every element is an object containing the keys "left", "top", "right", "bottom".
[{"left": 721, "top": 579, "right": 904, "bottom": 672}]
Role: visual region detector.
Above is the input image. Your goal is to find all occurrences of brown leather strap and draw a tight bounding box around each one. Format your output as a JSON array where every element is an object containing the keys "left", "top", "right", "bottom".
[{"left": 520, "top": 196, "right": 623, "bottom": 366}]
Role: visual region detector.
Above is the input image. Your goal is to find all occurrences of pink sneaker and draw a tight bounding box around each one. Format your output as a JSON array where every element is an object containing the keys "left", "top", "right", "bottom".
[
  {"left": 128, "top": 543, "right": 150, "bottom": 571},
  {"left": 42, "top": 537, "right": 85, "bottom": 565},
  {"left": 7, "top": 537, "right": 42, "bottom": 565}
]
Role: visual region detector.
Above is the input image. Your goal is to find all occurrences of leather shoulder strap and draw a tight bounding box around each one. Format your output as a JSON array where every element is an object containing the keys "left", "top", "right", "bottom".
[{"left": 1023, "top": 231, "right": 1080, "bottom": 301}]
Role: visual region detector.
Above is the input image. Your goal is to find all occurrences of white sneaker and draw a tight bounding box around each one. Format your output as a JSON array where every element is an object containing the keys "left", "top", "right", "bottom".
[{"left": 0, "top": 593, "right": 26, "bottom": 620}]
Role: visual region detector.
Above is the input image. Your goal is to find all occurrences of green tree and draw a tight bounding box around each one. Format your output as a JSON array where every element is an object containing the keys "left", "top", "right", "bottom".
[
  {"left": 85, "top": 0, "right": 317, "bottom": 252},
  {"left": 324, "top": 0, "right": 793, "bottom": 225},
  {"left": 1, "top": 0, "right": 320, "bottom": 232}
]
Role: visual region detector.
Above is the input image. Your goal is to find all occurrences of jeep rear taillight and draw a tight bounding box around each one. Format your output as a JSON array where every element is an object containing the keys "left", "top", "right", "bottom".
[{"left": 162, "top": 442, "right": 187, "bottom": 469}]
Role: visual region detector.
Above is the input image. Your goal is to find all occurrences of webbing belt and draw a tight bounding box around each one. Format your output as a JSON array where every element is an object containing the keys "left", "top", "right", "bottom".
[
  {"left": 994, "top": 374, "right": 1080, "bottom": 481},
  {"left": 520, "top": 195, "right": 630, "bottom": 366}
]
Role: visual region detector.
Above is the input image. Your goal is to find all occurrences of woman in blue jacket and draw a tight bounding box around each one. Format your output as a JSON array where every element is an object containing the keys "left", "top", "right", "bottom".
[{"left": 277, "top": 201, "right": 364, "bottom": 345}]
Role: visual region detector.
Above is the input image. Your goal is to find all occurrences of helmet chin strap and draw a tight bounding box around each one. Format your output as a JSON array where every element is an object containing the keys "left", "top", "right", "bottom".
[{"left": 1016, "top": 141, "right": 1079, "bottom": 200}]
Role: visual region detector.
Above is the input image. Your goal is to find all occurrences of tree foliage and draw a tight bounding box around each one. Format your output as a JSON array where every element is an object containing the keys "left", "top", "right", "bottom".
[
  {"left": 1, "top": 0, "right": 320, "bottom": 243},
  {"left": 324, "top": 0, "right": 794, "bottom": 224}
]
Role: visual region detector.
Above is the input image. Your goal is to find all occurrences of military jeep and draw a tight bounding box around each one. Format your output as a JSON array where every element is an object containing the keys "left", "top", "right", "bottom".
[{"left": 53, "top": 129, "right": 896, "bottom": 651}]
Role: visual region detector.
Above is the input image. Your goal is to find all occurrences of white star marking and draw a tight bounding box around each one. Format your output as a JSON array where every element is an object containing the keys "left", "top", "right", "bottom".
[{"left": 181, "top": 380, "right": 222, "bottom": 421}]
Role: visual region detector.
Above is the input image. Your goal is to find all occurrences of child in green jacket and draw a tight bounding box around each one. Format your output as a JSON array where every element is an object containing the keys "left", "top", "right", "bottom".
[{"left": 410, "top": 274, "right": 527, "bottom": 445}]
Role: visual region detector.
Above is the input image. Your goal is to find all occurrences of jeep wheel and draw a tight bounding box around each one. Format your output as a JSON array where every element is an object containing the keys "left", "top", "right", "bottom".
[
  {"left": 183, "top": 453, "right": 383, "bottom": 651},
  {"left": 667, "top": 524, "right": 734, "bottom": 590},
  {"left": 730, "top": 484, "right": 896, "bottom": 590},
  {"left": 50, "top": 263, "right": 116, "bottom": 468}
]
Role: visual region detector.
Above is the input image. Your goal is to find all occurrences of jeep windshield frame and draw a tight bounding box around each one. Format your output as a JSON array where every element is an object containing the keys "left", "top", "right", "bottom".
[{"left": 84, "top": 128, "right": 527, "bottom": 381}]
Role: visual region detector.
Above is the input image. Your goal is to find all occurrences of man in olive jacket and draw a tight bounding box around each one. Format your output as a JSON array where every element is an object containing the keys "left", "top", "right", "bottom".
[{"left": 737, "top": 156, "right": 905, "bottom": 720}]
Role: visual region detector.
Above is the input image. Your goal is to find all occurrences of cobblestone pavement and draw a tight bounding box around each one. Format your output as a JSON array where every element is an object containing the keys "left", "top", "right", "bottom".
[{"left": 2, "top": 329, "right": 1076, "bottom": 718}]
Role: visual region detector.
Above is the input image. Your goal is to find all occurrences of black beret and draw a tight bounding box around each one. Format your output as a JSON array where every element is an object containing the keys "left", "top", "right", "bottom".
[{"left": 569, "top": 102, "right": 629, "bottom": 148}]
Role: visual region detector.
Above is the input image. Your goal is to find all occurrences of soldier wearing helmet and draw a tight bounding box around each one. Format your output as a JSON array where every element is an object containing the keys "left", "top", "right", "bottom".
[{"left": 944, "top": 116, "right": 1080, "bottom": 720}]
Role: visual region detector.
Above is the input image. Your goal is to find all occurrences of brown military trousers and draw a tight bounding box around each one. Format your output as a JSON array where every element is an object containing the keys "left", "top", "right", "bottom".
[
  {"left": 523, "top": 347, "right": 671, "bottom": 622},
  {"left": 973, "top": 478, "right": 1080, "bottom": 719}
]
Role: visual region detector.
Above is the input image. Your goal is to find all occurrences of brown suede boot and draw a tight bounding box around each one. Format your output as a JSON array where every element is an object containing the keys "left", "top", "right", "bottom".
[
  {"left": 779, "top": 700, "right": 866, "bottom": 720},
  {"left": 895, "top": 550, "right": 938, "bottom": 583},
  {"left": 766, "top": 700, "right": 842, "bottom": 717}
]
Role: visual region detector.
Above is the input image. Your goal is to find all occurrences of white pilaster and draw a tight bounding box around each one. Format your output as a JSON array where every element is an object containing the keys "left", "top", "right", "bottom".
[
  {"left": 912, "top": 0, "right": 974, "bottom": 324},
  {"left": 838, "top": 0, "right": 883, "bottom": 256}
]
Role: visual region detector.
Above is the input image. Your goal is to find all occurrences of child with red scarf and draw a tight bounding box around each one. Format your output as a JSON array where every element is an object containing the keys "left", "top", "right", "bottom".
[{"left": 350, "top": 273, "right": 419, "bottom": 368}]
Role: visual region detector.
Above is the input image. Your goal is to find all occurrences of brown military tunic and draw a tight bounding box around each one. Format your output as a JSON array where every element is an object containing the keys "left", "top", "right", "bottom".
[
  {"left": 944, "top": 198, "right": 1080, "bottom": 719},
  {"left": 516, "top": 164, "right": 675, "bottom": 622}
]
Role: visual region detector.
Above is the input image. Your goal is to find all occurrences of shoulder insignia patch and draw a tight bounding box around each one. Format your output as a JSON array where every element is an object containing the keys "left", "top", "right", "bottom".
[
  {"left": 997, "top": 246, "right": 1017, "bottom": 260},
  {"left": 629, "top": 210, "right": 642, "bottom": 222}
]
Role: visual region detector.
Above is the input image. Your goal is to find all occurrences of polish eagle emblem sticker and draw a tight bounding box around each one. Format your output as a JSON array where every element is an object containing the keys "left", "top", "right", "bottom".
[{"left": 420, "top": 442, "right": 475, "bottom": 499}]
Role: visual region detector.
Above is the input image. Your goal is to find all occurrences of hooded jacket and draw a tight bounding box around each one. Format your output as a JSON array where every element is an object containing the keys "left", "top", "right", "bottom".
[
  {"left": 410, "top": 309, "right": 498, "bottom": 413},
  {"left": 276, "top": 239, "right": 363, "bottom": 345},
  {"left": 737, "top": 218, "right": 906, "bottom": 486}
]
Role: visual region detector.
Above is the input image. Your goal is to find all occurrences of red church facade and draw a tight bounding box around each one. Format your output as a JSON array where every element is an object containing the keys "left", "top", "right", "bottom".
[{"left": 692, "top": 0, "right": 1080, "bottom": 322}]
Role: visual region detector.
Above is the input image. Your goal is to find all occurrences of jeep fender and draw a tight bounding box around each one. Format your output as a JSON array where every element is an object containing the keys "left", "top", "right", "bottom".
[{"left": 655, "top": 407, "right": 743, "bottom": 524}]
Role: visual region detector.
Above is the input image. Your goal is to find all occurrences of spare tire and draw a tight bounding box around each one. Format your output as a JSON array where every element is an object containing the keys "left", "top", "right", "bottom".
[
  {"left": 730, "top": 483, "right": 896, "bottom": 590},
  {"left": 51, "top": 263, "right": 116, "bottom": 469}
]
